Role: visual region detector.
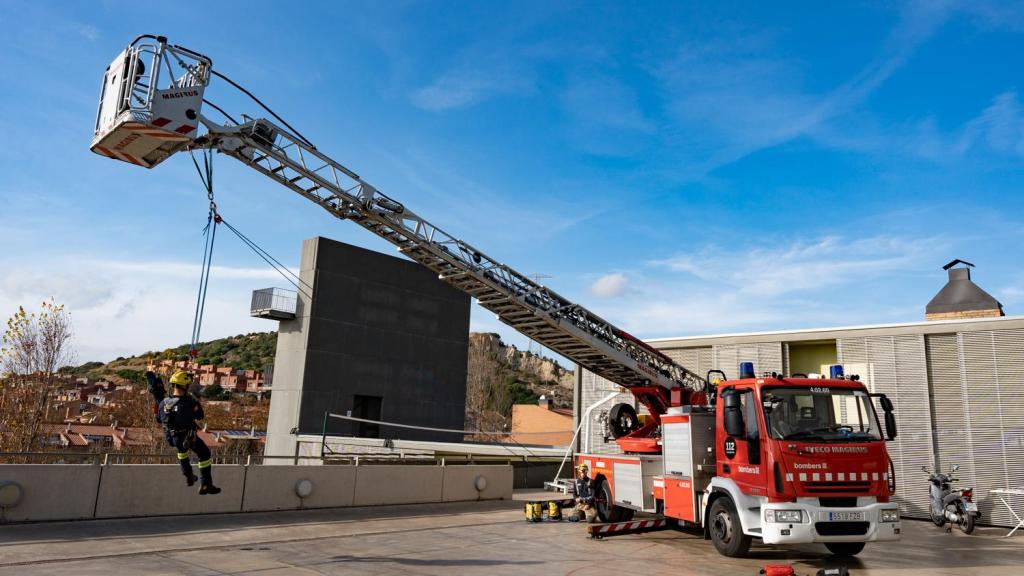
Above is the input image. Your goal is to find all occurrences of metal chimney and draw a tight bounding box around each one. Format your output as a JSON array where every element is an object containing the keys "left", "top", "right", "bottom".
[{"left": 925, "top": 259, "right": 1004, "bottom": 320}]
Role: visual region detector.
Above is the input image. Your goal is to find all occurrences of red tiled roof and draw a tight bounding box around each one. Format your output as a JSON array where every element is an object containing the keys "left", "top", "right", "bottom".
[{"left": 62, "top": 432, "right": 89, "bottom": 447}]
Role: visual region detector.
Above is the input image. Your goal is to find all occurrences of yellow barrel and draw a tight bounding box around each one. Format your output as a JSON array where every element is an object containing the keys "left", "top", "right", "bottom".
[
  {"left": 547, "top": 500, "right": 562, "bottom": 521},
  {"left": 525, "top": 501, "right": 543, "bottom": 522}
]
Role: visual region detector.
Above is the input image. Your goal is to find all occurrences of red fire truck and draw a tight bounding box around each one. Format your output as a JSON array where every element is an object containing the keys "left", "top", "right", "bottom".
[
  {"left": 576, "top": 367, "right": 901, "bottom": 557},
  {"left": 89, "top": 35, "right": 901, "bottom": 559}
]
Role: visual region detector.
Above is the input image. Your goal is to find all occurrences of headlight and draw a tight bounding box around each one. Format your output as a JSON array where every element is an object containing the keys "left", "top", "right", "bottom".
[
  {"left": 881, "top": 509, "right": 900, "bottom": 522},
  {"left": 765, "top": 509, "right": 803, "bottom": 523}
]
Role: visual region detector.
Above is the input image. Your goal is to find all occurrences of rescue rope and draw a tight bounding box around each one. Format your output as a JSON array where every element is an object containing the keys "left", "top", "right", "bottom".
[
  {"left": 188, "top": 148, "right": 219, "bottom": 360},
  {"left": 186, "top": 146, "right": 314, "bottom": 358},
  {"left": 218, "top": 218, "right": 314, "bottom": 299}
]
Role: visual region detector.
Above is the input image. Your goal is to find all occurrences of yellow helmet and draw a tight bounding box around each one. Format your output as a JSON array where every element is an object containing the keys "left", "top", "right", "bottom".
[{"left": 169, "top": 370, "right": 193, "bottom": 388}]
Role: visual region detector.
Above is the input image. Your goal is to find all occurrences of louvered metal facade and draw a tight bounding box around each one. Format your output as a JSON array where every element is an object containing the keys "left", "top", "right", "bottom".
[
  {"left": 837, "top": 334, "right": 934, "bottom": 519},
  {"left": 576, "top": 316, "right": 1024, "bottom": 526}
]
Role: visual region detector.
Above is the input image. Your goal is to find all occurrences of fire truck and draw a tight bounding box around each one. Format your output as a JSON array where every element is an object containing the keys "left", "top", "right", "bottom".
[
  {"left": 575, "top": 365, "right": 901, "bottom": 557},
  {"left": 89, "top": 35, "right": 901, "bottom": 558}
]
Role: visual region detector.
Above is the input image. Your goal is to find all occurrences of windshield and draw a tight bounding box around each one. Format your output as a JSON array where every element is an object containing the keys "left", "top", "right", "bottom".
[{"left": 762, "top": 386, "right": 882, "bottom": 442}]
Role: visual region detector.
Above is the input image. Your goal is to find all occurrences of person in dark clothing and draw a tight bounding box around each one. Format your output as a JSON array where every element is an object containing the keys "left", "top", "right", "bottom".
[
  {"left": 153, "top": 370, "right": 221, "bottom": 495},
  {"left": 571, "top": 464, "right": 597, "bottom": 522}
]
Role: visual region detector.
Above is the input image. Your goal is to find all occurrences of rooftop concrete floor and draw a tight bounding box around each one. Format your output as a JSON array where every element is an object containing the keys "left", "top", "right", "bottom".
[{"left": 0, "top": 500, "right": 1021, "bottom": 575}]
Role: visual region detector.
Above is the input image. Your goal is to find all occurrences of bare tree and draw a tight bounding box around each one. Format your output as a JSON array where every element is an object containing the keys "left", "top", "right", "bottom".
[{"left": 0, "top": 300, "right": 77, "bottom": 453}]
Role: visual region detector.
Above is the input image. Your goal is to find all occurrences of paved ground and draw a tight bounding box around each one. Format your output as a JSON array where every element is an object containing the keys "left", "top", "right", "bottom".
[{"left": 1, "top": 500, "right": 1021, "bottom": 575}]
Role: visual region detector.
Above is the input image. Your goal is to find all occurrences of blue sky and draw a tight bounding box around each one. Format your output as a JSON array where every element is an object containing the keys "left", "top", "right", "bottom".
[{"left": 1, "top": 1, "right": 1022, "bottom": 363}]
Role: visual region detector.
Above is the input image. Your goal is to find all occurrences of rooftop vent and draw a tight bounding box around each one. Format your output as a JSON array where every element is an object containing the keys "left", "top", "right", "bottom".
[{"left": 925, "top": 259, "right": 1004, "bottom": 321}]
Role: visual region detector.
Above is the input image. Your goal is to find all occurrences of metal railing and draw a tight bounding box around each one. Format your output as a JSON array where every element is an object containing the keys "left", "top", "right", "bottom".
[{"left": 250, "top": 287, "right": 298, "bottom": 318}]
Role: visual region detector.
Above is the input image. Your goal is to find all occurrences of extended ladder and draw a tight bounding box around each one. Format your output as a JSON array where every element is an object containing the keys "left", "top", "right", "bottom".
[
  {"left": 89, "top": 35, "right": 706, "bottom": 395},
  {"left": 199, "top": 118, "right": 704, "bottom": 393}
]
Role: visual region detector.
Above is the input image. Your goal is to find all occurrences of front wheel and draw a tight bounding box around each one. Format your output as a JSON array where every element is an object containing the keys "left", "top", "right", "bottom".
[
  {"left": 708, "top": 497, "right": 751, "bottom": 557},
  {"left": 930, "top": 505, "right": 946, "bottom": 527},
  {"left": 594, "top": 478, "right": 634, "bottom": 523},
  {"left": 825, "top": 542, "right": 865, "bottom": 557}
]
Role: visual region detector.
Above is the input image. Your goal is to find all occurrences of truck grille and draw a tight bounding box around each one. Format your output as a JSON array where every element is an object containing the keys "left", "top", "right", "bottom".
[
  {"left": 803, "top": 481, "right": 872, "bottom": 494},
  {"left": 819, "top": 497, "right": 858, "bottom": 508},
  {"left": 815, "top": 522, "right": 869, "bottom": 536}
]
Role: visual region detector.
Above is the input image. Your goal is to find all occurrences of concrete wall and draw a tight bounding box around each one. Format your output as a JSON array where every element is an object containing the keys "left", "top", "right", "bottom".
[
  {"left": 0, "top": 465, "right": 100, "bottom": 522},
  {"left": 0, "top": 464, "right": 511, "bottom": 523},
  {"left": 95, "top": 465, "right": 246, "bottom": 518},
  {"left": 242, "top": 465, "right": 357, "bottom": 511},
  {"left": 266, "top": 237, "right": 471, "bottom": 458}
]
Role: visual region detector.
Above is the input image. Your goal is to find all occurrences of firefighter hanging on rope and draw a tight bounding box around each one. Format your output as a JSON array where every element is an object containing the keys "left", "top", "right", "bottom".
[{"left": 147, "top": 370, "right": 221, "bottom": 495}]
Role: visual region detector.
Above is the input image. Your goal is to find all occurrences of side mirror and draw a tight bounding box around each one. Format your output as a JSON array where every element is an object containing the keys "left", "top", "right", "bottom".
[
  {"left": 879, "top": 395, "right": 894, "bottom": 412},
  {"left": 722, "top": 390, "right": 745, "bottom": 438},
  {"left": 884, "top": 410, "right": 897, "bottom": 440},
  {"left": 952, "top": 464, "right": 960, "bottom": 472}
]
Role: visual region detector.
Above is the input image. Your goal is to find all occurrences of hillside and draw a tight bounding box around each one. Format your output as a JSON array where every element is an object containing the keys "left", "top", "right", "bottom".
[
  {"left": 61, "top": 332, "right": 277, "bottom": 384},
  {"left": 64, "top": 331, "right": 574, "bottom": 428}
]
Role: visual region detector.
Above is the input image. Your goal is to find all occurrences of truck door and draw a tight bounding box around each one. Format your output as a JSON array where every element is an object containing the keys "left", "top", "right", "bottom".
[{"left": 719, "top": 388, "right": 768, "bottom": 497}]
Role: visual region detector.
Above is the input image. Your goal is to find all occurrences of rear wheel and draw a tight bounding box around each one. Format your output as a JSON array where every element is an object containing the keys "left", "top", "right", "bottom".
[
  {"left": 825, "top": 542, "right": 865, "bottom": 557},
  {"left": 708, "top": 497, "right": 751, "bottom": 557},
  {"left": 955, "top": 504, "right": 976, "bottom": 535},
  {"left": 594, "top": 478, "right": 634, "bottom": 523}
]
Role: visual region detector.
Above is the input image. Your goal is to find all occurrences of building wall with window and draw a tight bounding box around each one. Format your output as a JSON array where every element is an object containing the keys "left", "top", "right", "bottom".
[
  {"left": 265, "top": 237, "right": 471, "bottom": 458},
  {"left": 576, "top": 315, "right": 1024, "bottom": 526}
]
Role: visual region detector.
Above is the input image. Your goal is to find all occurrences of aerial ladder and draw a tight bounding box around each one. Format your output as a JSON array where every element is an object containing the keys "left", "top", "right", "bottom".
[{"left": 90, "top": 35, "right": 707, "bottom": 454}]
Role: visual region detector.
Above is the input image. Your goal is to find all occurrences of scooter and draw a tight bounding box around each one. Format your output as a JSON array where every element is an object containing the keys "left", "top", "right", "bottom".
[{"left": 923, "top": 464, "right": 979, "bottom": 534}]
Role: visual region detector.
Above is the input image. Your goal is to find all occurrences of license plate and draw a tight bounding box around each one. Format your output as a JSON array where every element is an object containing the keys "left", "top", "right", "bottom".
[
  {"left": 965, "top": 502, "right": 978, "bottom": 512},
  {"left": 828, "top": 511, "right": 864, "bottom": 522}
]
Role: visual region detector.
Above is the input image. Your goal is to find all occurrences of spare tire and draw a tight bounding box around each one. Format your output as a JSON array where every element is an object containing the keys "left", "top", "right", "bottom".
[{"left": 608, "top": 403, "right": 640, "bottom": 439}]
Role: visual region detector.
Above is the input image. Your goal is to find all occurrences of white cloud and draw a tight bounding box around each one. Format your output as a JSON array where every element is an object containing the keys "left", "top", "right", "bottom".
[
  {"left": 75, "top": 24, "right": 98, "bottom": 41},
  {"left": 818, "top": 90, "right": 1024, "bottom": 162},
  {"left": 650, "top": 1, "right": 952, "bottom": 175},
  {"left": 574, "top": 233, "right": 952, "bottom": 340},
  {"left": 411, "top": 65, "right": 534, "bottom": 111},
  {"left": 648, "top": 236, "right": 942, "bottom": 298},
  {"left": 589, "top": 273, "right": 629, "bottom": 298},
  {"left": 999, "top": 283, "right": 1024, "bottom": 305},
  {"left": 0, "top": 258, "right": 286, "bottom": 363}
]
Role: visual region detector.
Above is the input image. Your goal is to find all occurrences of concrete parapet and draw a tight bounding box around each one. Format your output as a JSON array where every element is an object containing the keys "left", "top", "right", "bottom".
[
  {"left": 94, "top": 465, "right": 244, "bottom": 518},
  {"left": 442, "top": 465, "right": 512, "bottom": 502},
  {"left": 0, "top": 463, "right": 511, "bottom": 522},
  {"left": 0, "top": 464, "right": 100, "bottom": 522},
  {"left": 353, "top": 465, "right": 443, "bottom": 506},
  {"left": 242, "top": 465, "right": 355, "bottom": 511}
]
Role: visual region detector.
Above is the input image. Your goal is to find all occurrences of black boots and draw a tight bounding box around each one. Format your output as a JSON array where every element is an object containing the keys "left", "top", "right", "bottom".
[
  {"left": 199, "top": 465, "right": 221, "bottom": 495},
  {"left": 179, "top": 458, "right": 197, "bottom": 487}
]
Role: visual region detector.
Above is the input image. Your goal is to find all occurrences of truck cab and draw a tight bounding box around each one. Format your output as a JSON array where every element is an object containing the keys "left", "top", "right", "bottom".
[
  {"left": 708, "top": 376, "right": 901, "bottom": 556},
  {"left": 575, "top": 374, "right": 901, "bottom": 558}
]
